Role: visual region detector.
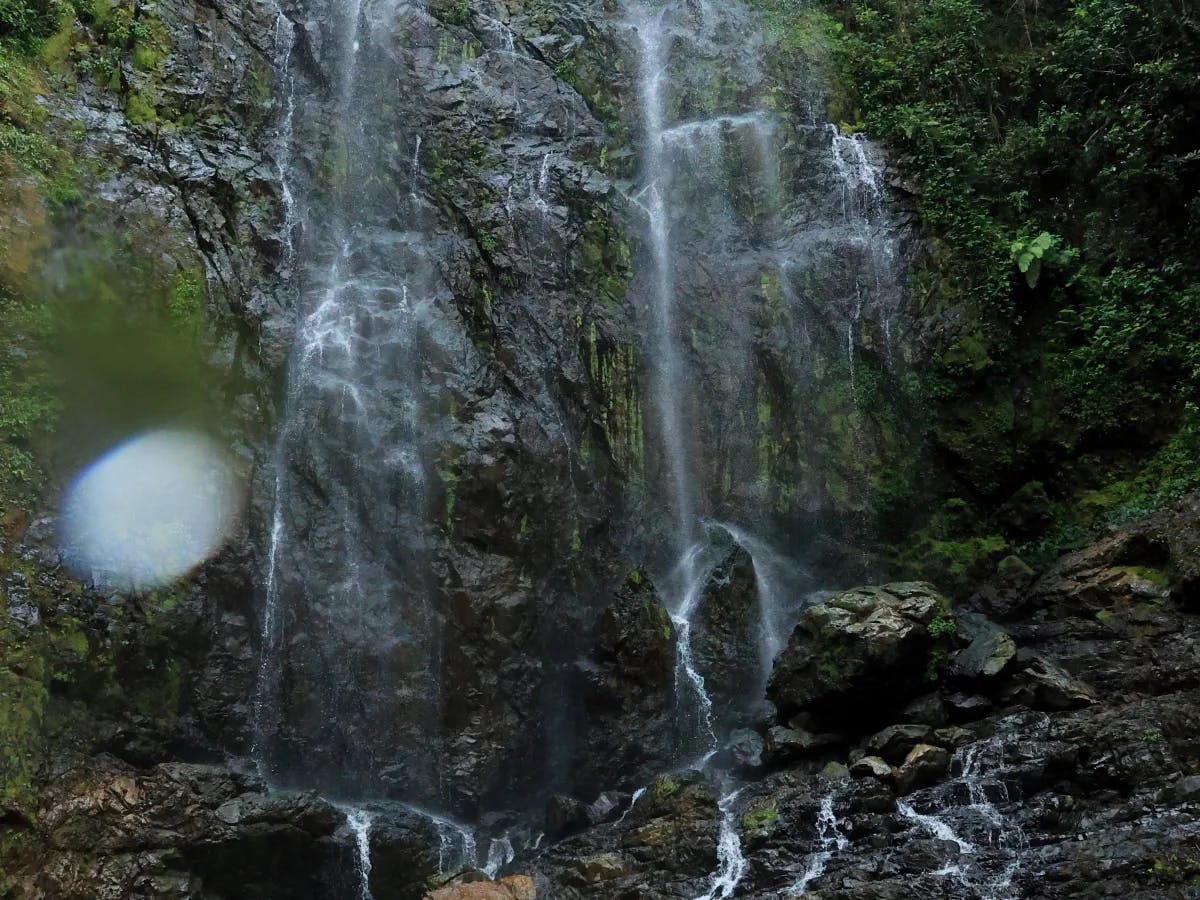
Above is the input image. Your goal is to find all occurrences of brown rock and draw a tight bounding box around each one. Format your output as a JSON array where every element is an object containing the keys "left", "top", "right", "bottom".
[
  {"left": 850, "top": 756, "right": 893, "bottom": 781},
  {"left": 895, "top": 743, "right": 952, "bottom": 794},
  {"left": 425, "top": 875, "right": 536, "bottom": 900}
]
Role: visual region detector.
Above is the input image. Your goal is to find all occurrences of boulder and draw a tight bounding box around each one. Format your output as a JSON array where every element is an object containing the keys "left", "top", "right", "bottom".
[
  {"left": 767, "top": 583, "right": 951, "bottom": 732},
  {"left": 864, "top": 724, "right": 936, "bottom": 764},
  {"left": 545, "top": 795, "right": 590, "bottom": 841},
  {"left": 850, "top": 756, "right": 894, "bottom": 781},
  {"left": 366, "top": 805, "right": 444, "bottom": 898},
  {"left": 1007, "top": 653, "right": 1098, "bottom": 710},
  {"left": 26, "top": 763, "right": 355, "bottom": 899},
  {"left": 900, "top": 693, "right": 950, "bottom": 726},
  {"left": 587, "top": 791, "right": 628, "bottom": 825},
  {"left": 764, "top": 726, "right": 839, "bottom": 765},
  {"left": 574, "top": 572, "right": 678, "bottom": 794},
  {"left": 894, "top": 744, "right": 952, "bottom": 794},
  {"left": 425, "top": 876, "right": 535, "bottom": 900},
  {"left": 692, "top": 545, "right": 763, "bottom": 724},
  {"left": 572, "top": 852, "right": 630, "bottom": 884},
  {"left": 951, "top": 611, "right": 1016, "bottom": 680},
  {"left": 945, "top": 692, "right": 994, "bottom": 719},
  {"left": 725, "top": 728, "right": 765, "bottom": 771}
]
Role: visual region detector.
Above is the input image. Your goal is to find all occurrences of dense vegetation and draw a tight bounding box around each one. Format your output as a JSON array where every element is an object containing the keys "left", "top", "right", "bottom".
[
  {"left": 757, "top": 0, "right": 1200, "bottom": 580},
  {"left": 0, "top": 0, "right": 205, "bottom": 516}
]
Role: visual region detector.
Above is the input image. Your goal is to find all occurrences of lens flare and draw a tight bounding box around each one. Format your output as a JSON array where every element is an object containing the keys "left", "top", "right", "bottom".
[{"left": 59, "top": 429, "right": 240, "bottom": 591}]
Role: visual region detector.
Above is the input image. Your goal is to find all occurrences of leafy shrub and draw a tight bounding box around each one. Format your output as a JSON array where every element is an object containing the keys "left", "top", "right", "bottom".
[{"left": 0, "top": 0, "right": 61, "bottom": 49}]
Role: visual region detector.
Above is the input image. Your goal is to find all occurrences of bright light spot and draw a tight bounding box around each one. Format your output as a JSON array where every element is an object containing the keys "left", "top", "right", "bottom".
[{"left": 60, "top": 429, "right": 240, "bottom": 591}]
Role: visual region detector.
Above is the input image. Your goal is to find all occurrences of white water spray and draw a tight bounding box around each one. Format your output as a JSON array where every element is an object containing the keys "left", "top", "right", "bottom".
[
  {"left": 483, "top": 834, "right": 515, "bottom": 879},
  {"left": 343, "top": 807, "right": 374, "bottom": 900},
  {"left": 698, "top": 789, "right": 749, "bottom": 900},
  {"left": 616, "top": 787, "right": 648, "bottom": 826},
  {"left": 789, "top": 794, "right": 850, "bottom": 895}
]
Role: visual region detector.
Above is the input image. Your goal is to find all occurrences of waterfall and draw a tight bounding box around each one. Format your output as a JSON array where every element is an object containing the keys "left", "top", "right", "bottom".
[
  {"left": 789, "top": 794, "right": 850, "bottom": 895},
  {"left": 251, "top": 0, "right": 299, "bottom": 780},
  {"left": 616, "top": 787, "right": 648, "bottom": 825},
  {"left": 712, "top": 523, "right": 808, "bottom": 683},
  {"left": 622, "top": 0, "right": 901, "bottom": 769},
  {"left": 483, "top": 835, "right": 516, "bottom": 879},
  {"left": 343, "top": 807, "right": 374, "bottom": 900},
  {"left": 667, "top": 542, "right": 720, "bottom": 760},
  {"left": 619, "top": 4, "right": 902, "bottom": 895},
  {"left": 699, "top": 789, "right": 749, "bottom": 900},
  {"left": 402, "top": 806, "right": 477, "bottom": 874},
  {"left": 631, "top": 3, "right": 698, "bottom": 546},
  {"left": 252, "top": 0, "right": 443, "bottom": 799},
  {"left": 897, "top": 722, "right": 1036, "bottom": 898}
]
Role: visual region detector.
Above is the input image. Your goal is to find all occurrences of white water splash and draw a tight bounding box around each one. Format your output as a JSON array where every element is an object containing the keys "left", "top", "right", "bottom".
[
  {"left": 616, "top": 787, "right": 648, "bottom": 826},
  {"left": 898, "top": 725, "right": 1032, "bottom": 899},
  {"left": 343, "top": 807, "right": 374, "bottom": 900},
  {"left": 828, "top": 124, "right": 883, "bottom": 219},
  {"left": 712, "top": 522, "right": 807, "bottom": 682},
  {"left": 698, "top": 789, "right": 748, "bottom": 900},
  {"left": 897, "top": 801, "right": 976, "bottom": 854},
  {"left": 435, "top": 818, "right": 477, "bottom": 873},
  {"left": 483, "top": 834, "right": 515, "bottom": 879},
  {"left": 668, "top": 542, "right": 720, "bottom": 756},
  {"left": 789, "top": 795, "right": 850, "bottom": 895},
  {"left": 411, "top": 133, "right": 422, "bottom": 197}
]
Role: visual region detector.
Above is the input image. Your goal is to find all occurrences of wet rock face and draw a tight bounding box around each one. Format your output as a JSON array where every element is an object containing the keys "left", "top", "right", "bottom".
[
  {"left": 767, "top": 582, "right": 950, "bottom": 732},
  {"left": 250, "top": 0, "right": 642, "bottom": 813},
  {"left": 573, "top": 573, "right": 678, "bottom": 795},
  {"left": 10, "top": 763, "right": 356, "bottom": 899},
  {"left": 512, "top": 497, "right": 1200, "bottom": 898},
  {"left": 692, "top": 546, "right": 763, "bottom": 727},
  {"left": 526, "top": 774, "right": 719, "bottom": 899}
]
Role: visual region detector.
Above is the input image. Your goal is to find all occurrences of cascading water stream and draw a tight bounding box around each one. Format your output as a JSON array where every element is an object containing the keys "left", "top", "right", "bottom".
[
  {"left": 789, "top": 794, "right": 850, "bottom": 895},
  {"left": 896, "top": 723, "right": 1035, "bottom": 899},
  {"left": 631, "top": 4, "right": 698, "bottom": 548},
  {"left": 622, "top": 3, "right": 901, "bottom": 895},
  {"left": 343, "top": 807, "right": 375, "bottom": 900},
  {"left": 250, "top": 16, "right": 449, "bottom": 899},
  {"left": 251, "top": 0, "right": 300, "bottom": 780},
  {"left": 699, "top": 788, "right": 749, "bottom": 900},
  {"left": 616, "top": 787, "right": 648, "bottom": 825},
  {"left": 711, "top": 522, "right": 806, "bottom": 685},
  {"left": 483, "top": 835, "right": 516, "bottom": 879}
]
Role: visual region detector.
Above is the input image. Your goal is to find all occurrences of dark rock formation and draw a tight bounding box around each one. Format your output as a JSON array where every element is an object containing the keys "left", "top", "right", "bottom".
[
  {"left": 574, "top": 572, "right": 678, "bottom": 795},
  {"left": 767, "top": 582, "right": 952, "bottom": 733},
  {"left": 6, "top": 762, "right": 355, "bottom": 899},
  {"left": 692, "top": 546, "right": 764, "bottom": 727}
]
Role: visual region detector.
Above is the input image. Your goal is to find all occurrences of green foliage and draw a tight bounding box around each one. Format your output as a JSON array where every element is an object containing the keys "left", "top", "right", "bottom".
[
  {"left": 123, "top": 90, "right": 156, "bottom": 125},
  {"left": 652, "top": 775, "right": 681, "bottom": 801},
  {"left": 925, "top": 648, "right": 949, "bottom": 682},
  {"left": 429, "top": 0, "right": 469, "bottom": 27},
  {"left": 1010, "top": 231, "right": 1073, "bottom": 290},
  {"left": 1151, "top": 848, "right": 1200, "bottom": 884},
  {"left": 0, "top": 0, "right": 61, "bottom": 50},
  {"left": 741, "top": 802, "right": 779, "bottom": 831},
  {"left": 927, "top": 616, "right": 957, "bottom": 639},
  {"left": 788, "top": 0, "right": 1200, "bottom": 561},
  {"left": 821, "top": 0, "right": 1200, "bottom": 412},
  {"left": 1019, "top": 402, "right": 1200, "bottom": 564},
  {"left": 166, "top": 268, "right": 204, "bottom": 332}
]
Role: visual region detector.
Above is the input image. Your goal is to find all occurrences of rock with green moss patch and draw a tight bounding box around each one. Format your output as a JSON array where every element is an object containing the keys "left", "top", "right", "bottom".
[{"left": 767, "top": 582, "right": 951, "bottom": 733}]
